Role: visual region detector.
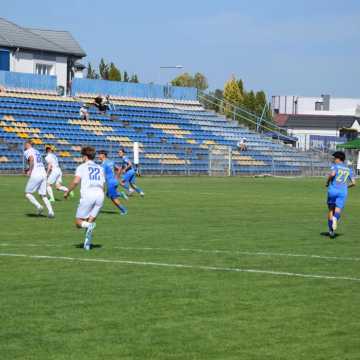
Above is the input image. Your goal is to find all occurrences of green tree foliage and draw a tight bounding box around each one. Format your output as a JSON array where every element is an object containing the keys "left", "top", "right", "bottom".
[
  {"left": 171, "top": 72, "right": 208, "bottom": 90},
  {"left": 130, "top": 74, "right": 139, "bottom": 83},
  {"left": 108, "top": 62, "right": 122, "bottom": 81},
  {"left": 99, "top": 58, "right": 110, "bottom": 80},
  {"left": 223, "top": 76, "right": 243, "bottom": 118},
  {"left": 193, "top": 72, "right": 208, "bottom": 90},
  {"left": 123, "top": 71, "right": 129, "bottom": 82},
  {"left": 86, "top": 62, "right": 98, "bottom": 79}
]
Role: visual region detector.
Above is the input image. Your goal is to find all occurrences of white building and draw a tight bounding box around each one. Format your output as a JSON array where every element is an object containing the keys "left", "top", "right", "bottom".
[
  {"left": 0, "top": 17, "right": 86, "bottom": 93},
  {"left": 272, "top": 95, "right": 360, "bottom": 116}
]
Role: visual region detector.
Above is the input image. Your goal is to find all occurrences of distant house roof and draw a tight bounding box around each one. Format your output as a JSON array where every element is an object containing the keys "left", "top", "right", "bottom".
[
  {"left": 275, "top": 114, "right": 360, "bottom": 130},
  {"left": 0, "top": 17, "right": 86, "bottom": 57}
]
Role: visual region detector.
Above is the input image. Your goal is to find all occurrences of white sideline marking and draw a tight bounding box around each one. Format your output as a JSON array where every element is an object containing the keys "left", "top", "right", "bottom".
[
  {"left": 0, "top": 252, "right": 360, "bottom": 283},
  {"left": 0, "top": 242, "right": 359, "bottom": 263}
]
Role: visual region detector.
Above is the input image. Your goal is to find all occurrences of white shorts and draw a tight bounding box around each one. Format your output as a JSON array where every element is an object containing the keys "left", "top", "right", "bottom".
[
  {"left": 25, "top": 172, "right": 47, "bottom": 196},
  {"left": 76, "top": 192, "right": 104, "bottom": 219},
  {"left": 47, "top": 168, "right": 62, "bottom": 185}
]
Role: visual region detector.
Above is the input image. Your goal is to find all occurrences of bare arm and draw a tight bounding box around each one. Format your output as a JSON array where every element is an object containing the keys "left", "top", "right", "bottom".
[
  {"left": 64, "top": 176, "right": 80, "bottom": 198},
  {"left": 27, "top": 155, "right": 34, "bottom": 176}
]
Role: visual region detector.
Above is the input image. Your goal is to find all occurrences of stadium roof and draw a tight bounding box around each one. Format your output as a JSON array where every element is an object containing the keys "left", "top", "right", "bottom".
[
  {"left": 0, "top": 17, "right": 86, "bottom": 57},
  {"left": 276, "top": 114, "right": 360, "bottom": 130}
]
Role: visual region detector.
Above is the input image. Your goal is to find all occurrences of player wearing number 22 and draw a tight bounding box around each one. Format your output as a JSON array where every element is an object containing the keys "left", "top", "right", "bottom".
[
  {"left": 326, "top": 151, "right": 355, "bottom": 238},
  {"left": 65, "top": 146, "right": 105, "bottom": 250}
]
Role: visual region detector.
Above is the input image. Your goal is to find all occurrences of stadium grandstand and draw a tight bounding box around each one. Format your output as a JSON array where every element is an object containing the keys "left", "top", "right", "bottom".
[{"left": 0, "top": 18, "right": 329, "bottom": 176}]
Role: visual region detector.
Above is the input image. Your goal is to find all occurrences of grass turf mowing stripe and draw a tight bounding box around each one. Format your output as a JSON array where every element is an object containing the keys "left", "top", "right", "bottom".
[
  {"left": 1, "top": 252, "right": 360, "bottom": 282},
  {"left": 1, "top": 242, "right": 360, "bottom": 262}
]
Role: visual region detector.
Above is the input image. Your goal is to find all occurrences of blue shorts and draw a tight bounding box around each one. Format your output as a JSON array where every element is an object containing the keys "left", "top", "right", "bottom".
[
  {"left": 106, "top": 180, "right": 120, "bottom": 199},
  {"left": 327, "top": 190, "right": 347, "bottom": 210},
  {"left": 122, "top": 169, "right": 136, "bottom": 184}
]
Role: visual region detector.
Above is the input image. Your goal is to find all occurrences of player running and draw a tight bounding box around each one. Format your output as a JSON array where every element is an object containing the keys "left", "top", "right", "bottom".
[
  {"left": 98, "top": 150, "right": 128, "bottom": 215},
  {"left": 45, "top": 146, "right": 73, "bottom": 202},
  {"left": 326, "top": 151, "right": 355, "bottom": 238},
  {"left": 118, "top": 148, "right": 144, "bottom": 197},
  {"left": 24, "top": 141, "right": 54, "bottom": 217},
  {"left": 64, "top": 146, "right": 105, "bottom": 250}
]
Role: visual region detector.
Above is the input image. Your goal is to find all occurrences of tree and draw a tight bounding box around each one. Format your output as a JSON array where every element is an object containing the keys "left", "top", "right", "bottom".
[
  {"left": 130, "top": 74, "right": 139, "bottom": 83},
  {"left": 223, "top": 76, "right": 243, "bottom": 119},
  {"left": 99, "top": 58, "right": 109, "bottom": 80},
  {"left": 237, "top": 79, "right": 244, "bottom": 98},
  {"left": 86, "top": 62, "right": 98, "bottom": 79},
  {"left": 123, "top": 71, "right": 129, "bottom": 82},
  {"left": 243, "top": 91, "right": 256, "bottom": 113},
  {"left": 108, "top": 62, "right": 122, "bottom": 81},
  {"left": 171, "top": 72, "right": 194, "bottom": 87},
  {"left": 193, "top": 72, "right": 208, "bottom": 90},
  {"left": 255, "top": 91, "right": 267, "bottom": 116},
  {"left": 171, "top": 72, "right": 208, "bottom": 90}
]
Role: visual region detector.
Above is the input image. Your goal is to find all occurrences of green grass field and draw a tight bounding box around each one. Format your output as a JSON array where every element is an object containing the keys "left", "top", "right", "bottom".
[{"left": 1, "top": 175, "right": 360, "bottom": 360}]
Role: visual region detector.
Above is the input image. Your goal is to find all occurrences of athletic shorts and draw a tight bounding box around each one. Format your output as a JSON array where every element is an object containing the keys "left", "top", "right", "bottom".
[
  {"left": 106, "top": 180, "right": 120, "bottom": 199},
  {"left": 327, "top": 190, "right": 348, "bottom": 210},
  {"left": 76, "top": 191, "right": 104, "bottom": 219},
  {"left": 122, "top": 169, "right": 136, "bottom": 184},
  {"left": 25, "top": 172, "right": 47, "bottom": 196},
  {"left": 47, "top": 168, "right": 62, "bottom": 185}
]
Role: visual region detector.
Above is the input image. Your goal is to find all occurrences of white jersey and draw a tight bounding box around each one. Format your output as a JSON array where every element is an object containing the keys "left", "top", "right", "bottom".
[
  {"left": 45, "top": 153, "right": 60, "bottom": 171},
  {"left": 75, "top": 160, "right": 105, "bottom": 198},
  {"left": 24, "top": 148, "right": 46, "bottom": 176}
]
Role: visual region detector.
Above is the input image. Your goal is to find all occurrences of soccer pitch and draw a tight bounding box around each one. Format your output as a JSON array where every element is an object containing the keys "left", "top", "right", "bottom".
[{"left": 1, "top": 176, "right": 360, "bottom": 360}]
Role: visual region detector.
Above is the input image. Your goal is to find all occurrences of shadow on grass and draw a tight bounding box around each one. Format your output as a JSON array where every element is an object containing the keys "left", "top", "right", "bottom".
[
  {"left": 74, "top": 243, "right": 103, "bottom": 249},
  {"left": 320, "top": 232, "right": 343, "bottom": 238},
  {"left": 26, "top": 213, "right": 46, "bottom": 218},
  {"left": 100, "top": 210, "right": 118, "bottom": 214}
]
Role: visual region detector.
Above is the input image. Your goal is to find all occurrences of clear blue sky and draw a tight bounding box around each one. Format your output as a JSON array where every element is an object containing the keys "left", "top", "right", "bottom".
[{"left": 3, "top": 0, "right": 360, "bottom": 97}]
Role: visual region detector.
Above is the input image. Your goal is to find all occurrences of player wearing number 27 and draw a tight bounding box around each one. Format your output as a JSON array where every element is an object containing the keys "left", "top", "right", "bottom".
[
  {"left": 65, "top": 146, "right": 105, "bottom": 250},
  {"left": 326, "top": 151, "right": 355, "bottom": 238}
]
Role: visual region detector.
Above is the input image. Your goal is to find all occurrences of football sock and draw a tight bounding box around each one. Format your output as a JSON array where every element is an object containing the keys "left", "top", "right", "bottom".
[
  {"left": 58, "top": 186, "right": 69, "bottom": 192},
  {"left": 81, "top": 221, "right": 90, "bottom": 229},
  {"left": 123, "top": 183, "right": 130, "bottom": 191},
  {"left": 134, "top": 187, "right": 143, "bottom": 194},
  {"left": 334, "top": 212, "right": 341, "bottom": 221},
  {"left": 25, "top": 193, "right": 42, "bottom": 209},
  {"left": 42, "top": 196, "right": 54, "bottom": 214},
  {"left": 116, "top": 203, "right": 127, "bottom": 214},
  {"left": 328, "top": 219, "right": 333, "bottom": 231},
  {"left": 47, "top": 185, "right": 55, "bottom": 200}
]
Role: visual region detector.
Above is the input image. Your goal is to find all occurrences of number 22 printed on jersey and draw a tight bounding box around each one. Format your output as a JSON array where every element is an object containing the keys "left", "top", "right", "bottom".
[{"left": 88, "top": 167, "right": 100, "bottom": 180}]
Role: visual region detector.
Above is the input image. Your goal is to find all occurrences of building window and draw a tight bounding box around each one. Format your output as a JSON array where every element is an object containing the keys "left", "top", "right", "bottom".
[
  {"left": 35, "top": 63, "right": 53, "bottom": 75},
  {"left": 315, "top": 101, "right": 324, "bottom": 111}
]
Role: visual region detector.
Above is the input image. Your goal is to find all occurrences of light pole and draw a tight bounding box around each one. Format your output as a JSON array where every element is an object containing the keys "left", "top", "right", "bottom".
[{"left": 158, "top": 65, "right": 184, "bottom": 84}]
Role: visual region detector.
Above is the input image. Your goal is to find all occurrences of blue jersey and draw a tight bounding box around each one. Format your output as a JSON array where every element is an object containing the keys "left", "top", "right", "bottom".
[
  {"left": 120, "top": 156, "right": 132, "bottom": 171},
  {"left": 102, "top": 159, "right": 118, "bottom": 184},
  {"left": 328, "top": 164, "right": 353, "bottom": 194}
]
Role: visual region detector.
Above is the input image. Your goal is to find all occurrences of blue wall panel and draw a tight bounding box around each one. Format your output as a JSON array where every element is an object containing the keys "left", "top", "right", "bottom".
[
  {"left": 0, "top": 71, "right": 57, "bottom": 91},
  {"left": 0, "top": 50, "right": 10, "bottom": 71},
  {"left": 71, "top": 78, "right": 197, "bottom": 100}
]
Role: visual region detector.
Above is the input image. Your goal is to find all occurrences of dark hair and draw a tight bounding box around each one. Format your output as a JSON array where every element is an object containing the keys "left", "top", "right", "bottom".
[
  {"left": 332, "top": 151, "right": 346, "bottom": 162},
  {"left": 81, "top": 146, "right": 96, "bottom": 160},
  {"left": 98, "top": 150, "right": 108, "bottom": 157},
  {"left": 45, "top": 146, "right": 52, "bottom": 152},
  {"left": 119, "top": 148, "right": 126, "bottom": 153},
  {"left": 25, "top": 140, "right": 33, "bottom": 146}
]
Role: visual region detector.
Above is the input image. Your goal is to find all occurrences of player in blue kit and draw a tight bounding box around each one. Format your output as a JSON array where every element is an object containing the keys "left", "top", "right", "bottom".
[
  {"left": 118, "top": 148, "right": 144, "bottom": 197},
  {"left": 326, "top": 151, "right": 355, "bottom": 238},
  {"left": 98, "top": 150, "right": 128, "bottom": 215}
]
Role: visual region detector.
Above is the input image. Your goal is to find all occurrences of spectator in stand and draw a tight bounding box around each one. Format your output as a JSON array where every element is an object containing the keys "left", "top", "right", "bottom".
[
  {"left": 79, "top": 104, "right": 89, "bottom": 121},
  {"left": 93, "top": 95, "right": 109, "bottom": 113},
  {"left": 237, "top": 137, "right": 248, "bottom": 152}
]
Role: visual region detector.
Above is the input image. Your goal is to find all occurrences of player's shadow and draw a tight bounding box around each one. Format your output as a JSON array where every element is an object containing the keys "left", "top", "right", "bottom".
[
  {"left": 26, "top": 213, "right": 46, "bottom": 218},
  {"left": 74, "top": 243, "right": 103, "bottom": 249},
  {"left": 320, "top": 232, "right": 343, "bottom": 238},
  {"left": 100, "top": 210, "right": 118, "bottom": 214}
]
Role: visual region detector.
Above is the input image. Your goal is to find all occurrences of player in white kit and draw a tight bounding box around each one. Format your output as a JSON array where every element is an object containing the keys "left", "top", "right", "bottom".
[
  {"left": 45, "top": 146, "right": 72, "bottom": 202},
  {"left": 24, "top": 141, "right": 54, "bottom": 217},
  {"left": 64, "top": 146, "right": 105, "bottom": 250}
]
